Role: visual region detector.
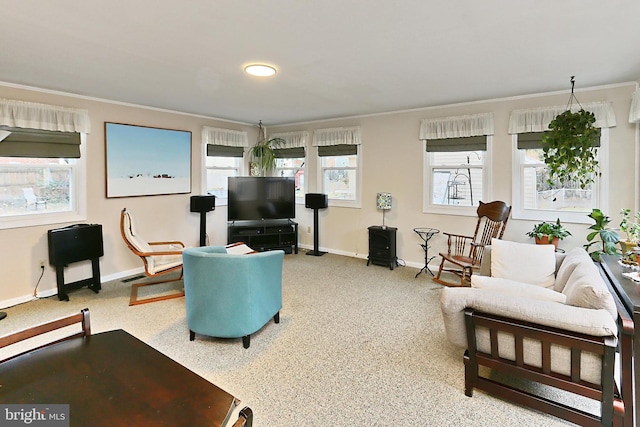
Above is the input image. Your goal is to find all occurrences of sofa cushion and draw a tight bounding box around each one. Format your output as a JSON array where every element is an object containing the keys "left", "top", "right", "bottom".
[
  {"left": 490, "top": 239, "right": 556, "bottom": 288},
  {"left": 471, "top": 275, "right": 567, "bottom": 303},
  {"left": 440, "top": 287, "right": 617, "bottom": 349},
  {"left": 562, "top": 262, "right": 617, "bottom": 319},
  {"left": 554, "top": 247, "right": 593, "bottom": 292}
]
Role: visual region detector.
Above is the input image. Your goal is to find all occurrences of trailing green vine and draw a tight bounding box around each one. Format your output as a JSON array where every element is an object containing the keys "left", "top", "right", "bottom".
[{"left": 541, "top": 109, "right": 600, "bottom": 189}]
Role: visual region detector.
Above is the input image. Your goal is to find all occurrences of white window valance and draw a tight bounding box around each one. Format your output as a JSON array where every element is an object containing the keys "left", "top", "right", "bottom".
[
  {"left": 419, "top": 113, "right": 494, "bottom": 140},
  {"left": 629, "top": 90, "right": 640, "bottom": 124},
  {"left": 508, "top": 101, "right": 616, "bottom": 134},
  {"left": 313, "top": 126, "right": 361, "bottom": 146},
  {"left": 202, "top": 126, "right": 248, "bottom": 147},
  {"left": 270, "top": 131, "right": 309, "bottom": 148},
  {"left": 0, "top": 98, "right": 91, "bottom": 133}
]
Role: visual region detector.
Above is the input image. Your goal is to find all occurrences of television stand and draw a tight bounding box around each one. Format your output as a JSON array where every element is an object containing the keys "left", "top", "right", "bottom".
[{"left": 227, "top": 220, "right": 298, "bottom": 254}]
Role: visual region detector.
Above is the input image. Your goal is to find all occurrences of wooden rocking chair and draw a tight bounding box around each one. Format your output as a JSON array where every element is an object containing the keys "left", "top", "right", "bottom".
[
  {"left": 433, "top": 201, "right": 511, "bottom": 287},
  {"left": 120, "top": 208, "right": 186, "bottom": 306}
]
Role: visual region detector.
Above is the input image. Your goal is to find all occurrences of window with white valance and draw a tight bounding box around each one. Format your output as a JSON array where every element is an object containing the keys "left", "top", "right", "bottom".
[
  {"left": 509, "top": 102, "right": 614, "bottom": 223},
  {"left": 202, "top": 126, "right": 248, "bottom": 147},
  {"left": 0, "top": 98, "right": 91, "bottom": 134},
  {"left": 270, "top": 131, "right": 309, "bottom": 199},
  {"left": 420, "top": 113, "right": 493, "bottom": 214},
  {"left": 419, "top": 112, "right": 494, "bottom": 140},
  {"left": 630, "top": 90, "right": 640, "bottom": 124},
  {"left": 313, "top": 126, "right": 361, "bottom": 207},
  {"left": 508, "top": 101, "right": 616, "bottom": 134},
  {"left": 201, "top": 126, "right": 249, "bottom": 202},
  {"left": 0, "top": 99, "right": 89, "bottom": 229},
  {"left": 313, "top": 126, "right": 361, "bottom": 147}
]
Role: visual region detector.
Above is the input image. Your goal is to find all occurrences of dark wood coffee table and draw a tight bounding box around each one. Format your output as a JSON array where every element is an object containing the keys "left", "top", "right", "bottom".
[{"left": 0, "top": 329, "right": 251, "bottom": 426}]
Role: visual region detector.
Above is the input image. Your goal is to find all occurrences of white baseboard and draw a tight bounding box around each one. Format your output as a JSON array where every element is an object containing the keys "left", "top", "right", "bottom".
[{"left": 0, "top": 267, "right": 145, "bottom": 310}]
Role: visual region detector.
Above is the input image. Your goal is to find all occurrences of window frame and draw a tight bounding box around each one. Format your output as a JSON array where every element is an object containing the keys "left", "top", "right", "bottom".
[
  {"left": 0, "top": 133, "right": 87, "bottom": 230},
  {"left": 510, "top": 128, "right": 609, "bottom": 223},
  {"left": 317, "top": 145, "right": 362, "bottom": 208},
  {"left": 201, "top": 143, "right": 244, "bottom": 207},
  {"left": 422, "top": 136, "right": 492, "bottom": 216},
  {"left": 275, "top": 154, "right": 307, "bottom": 204}
]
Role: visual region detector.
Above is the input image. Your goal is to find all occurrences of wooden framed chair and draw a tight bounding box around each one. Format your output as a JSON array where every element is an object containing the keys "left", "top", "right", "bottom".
[
  {"left": 120, "top": 208, "right": 186, "bottom": 306},
  {"left": 0, "top": 308, "right": 90, "bottom": 363},
  {"left": 433, "top": 200, "right": 511, "bottom": 287}
]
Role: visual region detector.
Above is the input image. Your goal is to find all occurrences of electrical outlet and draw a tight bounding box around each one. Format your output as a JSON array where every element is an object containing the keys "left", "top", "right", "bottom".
[
  {"left": 307, "top": 226, "right": 311, "bottom": 233},
  {"left": 38, "top": 260, "right": 45, "bottom": 269}
]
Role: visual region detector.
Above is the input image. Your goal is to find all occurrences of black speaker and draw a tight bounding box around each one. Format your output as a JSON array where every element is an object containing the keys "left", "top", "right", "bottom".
[
  {"left": 190, "top": 195, "right": 216, "bottom": 213},
  {"left": 305, "top": 193, "right": 328, "bottom": 209}
]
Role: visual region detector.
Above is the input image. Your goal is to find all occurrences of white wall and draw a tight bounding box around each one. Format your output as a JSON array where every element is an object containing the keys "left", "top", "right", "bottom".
[
  {"left": 274, "top": 83, "right": 639, "bottom": 268},
  {"left": 0, "top": 84, "right": 256, "bottom": 307},
  {"left": 0, "top": 82, "right": 637, "bottom": 307}
]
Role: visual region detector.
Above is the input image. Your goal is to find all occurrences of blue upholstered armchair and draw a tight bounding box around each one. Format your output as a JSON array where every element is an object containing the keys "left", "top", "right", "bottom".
[{"left": 182, "top": 246, "right": 284, "bottom": 348}]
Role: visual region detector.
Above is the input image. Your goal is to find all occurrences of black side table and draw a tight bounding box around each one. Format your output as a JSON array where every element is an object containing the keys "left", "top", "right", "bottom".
[
  {"left": 367, "top": 226, "right": 397, "bottom": 270},
  {"left": 413, "top": 227, "right": 439, "bottom": 277}
]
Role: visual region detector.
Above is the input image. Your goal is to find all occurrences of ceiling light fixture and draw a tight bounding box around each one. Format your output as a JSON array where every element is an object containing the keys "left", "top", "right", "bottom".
[{"left": 244, "top": 64, "right": 277, "bottom": 77}]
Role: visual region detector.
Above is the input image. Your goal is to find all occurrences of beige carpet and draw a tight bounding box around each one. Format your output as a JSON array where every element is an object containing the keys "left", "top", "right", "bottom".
[{"left": 1, "top": 251, "right": 582, "bottom": 426}]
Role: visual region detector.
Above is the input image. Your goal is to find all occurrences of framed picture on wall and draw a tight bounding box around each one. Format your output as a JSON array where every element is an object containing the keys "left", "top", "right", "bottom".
[{"left": 105, "top": 123, "right": 192, "bottom": 198}]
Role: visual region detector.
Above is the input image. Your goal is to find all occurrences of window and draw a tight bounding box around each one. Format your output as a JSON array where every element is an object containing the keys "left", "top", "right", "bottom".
[
  {"left": 0, "top": 132, "right": 86, "bottom": 229},
  {"left": 512, "top": 129, "right": 608, "bottom": 223},
  {"left": 313, "top": 126, "right": 361, "bottom": 207},
  {"left": 201, "top": 127, "right": 248, "bottom": 205},
  {"left": 205, "top": 156, "right": 242, "bottom": 200},
  {"left": 427, "top": 148, "right": 486, "bottom": 208},
  {"left": 420, "top": 113, "right": 493, "bottom": 215},
  {"left": 275, "top": 156, "right": 305, "bottom": 199},
  {"left": 271, "top": 131, "right": 309, "bottom": 202},
  {"left": 508, "top": 102, "right": 614, "bottom": 223},
  {"left": 320, "top": 147, "right": 359, "bottom": 202},
  {"left": 0, "top": 99, "right": 89, "bottom": 229}
]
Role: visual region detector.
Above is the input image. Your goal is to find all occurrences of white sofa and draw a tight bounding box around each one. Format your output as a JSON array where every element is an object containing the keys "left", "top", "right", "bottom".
[{"left": 439, "top": 240, "right": 631, "bottom": 427}]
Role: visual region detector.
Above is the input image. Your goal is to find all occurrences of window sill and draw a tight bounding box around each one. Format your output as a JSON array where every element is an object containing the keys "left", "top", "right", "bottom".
[{"left": 0, "top": 211, "right": 87, "bottom": 230}]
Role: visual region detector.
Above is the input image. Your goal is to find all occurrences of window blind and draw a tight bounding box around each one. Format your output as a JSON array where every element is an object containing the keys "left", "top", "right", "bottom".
[
  {"left": 318, "top": 144, "right": 357, "bottom": 157},
  {"left": 516, "top": 131, "right": 600, "bottom": 150},
  {"left": 0, "top": 127, "right": 81, "bottom": 158},
  {"left": 425, "top": 135, "right": 486, "bottom": 152},
  {"left": 206, "top": 144, "right": 244, "bottom": 157}
]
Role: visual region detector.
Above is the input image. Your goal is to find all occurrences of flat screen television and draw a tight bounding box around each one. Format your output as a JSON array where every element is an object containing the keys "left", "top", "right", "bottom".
[{"left": 228, "top": 177, "right": 295, "bottom": 221}]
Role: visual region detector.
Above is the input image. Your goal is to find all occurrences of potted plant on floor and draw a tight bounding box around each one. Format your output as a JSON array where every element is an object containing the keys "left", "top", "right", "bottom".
[{"left": 526, "top": 218, "right": 571, "bottom": 249}]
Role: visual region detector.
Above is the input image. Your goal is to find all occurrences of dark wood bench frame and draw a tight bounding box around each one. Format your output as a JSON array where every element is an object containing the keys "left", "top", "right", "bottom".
[{"left": 463, "top": 278, "right": 633, "bottom": 426}]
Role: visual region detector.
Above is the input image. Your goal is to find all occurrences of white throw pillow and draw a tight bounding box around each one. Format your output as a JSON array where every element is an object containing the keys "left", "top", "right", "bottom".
[
  {"left": 490, "top": 238, "right": 556, "bottom": 288},
  {"left": 554, "top": 247, "right": 593, "bottom": 292},
  {"left": 471, "top": 275, "right": 567, "bottom": 303}
]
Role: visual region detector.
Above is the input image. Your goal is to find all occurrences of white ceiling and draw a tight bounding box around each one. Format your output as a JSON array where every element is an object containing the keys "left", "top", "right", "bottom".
[{"left": 1, "top": 1, "right": 639, "bottom": 125}]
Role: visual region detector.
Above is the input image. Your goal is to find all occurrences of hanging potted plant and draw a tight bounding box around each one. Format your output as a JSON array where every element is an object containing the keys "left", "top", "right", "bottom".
[
  {"left": 540, "top": 77, "right": 600, "bottom": 190},
  {"left": 526, "top": 218, "right": 571, "bottom": 249},
  {"left": 248, "top": 121, "right": 286, "bottom": 176}
]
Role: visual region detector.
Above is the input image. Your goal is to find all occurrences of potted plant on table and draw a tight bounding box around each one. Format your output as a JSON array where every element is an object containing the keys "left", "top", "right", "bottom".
[
  {"left": 526, "top": 218, "right": 571, "bottom": 249},
  {"left": 584, "top": 209, "right": 620, "bottom": 261},
  {"left": 619, "top": 208, "right": 640, "bottom": 263}
]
